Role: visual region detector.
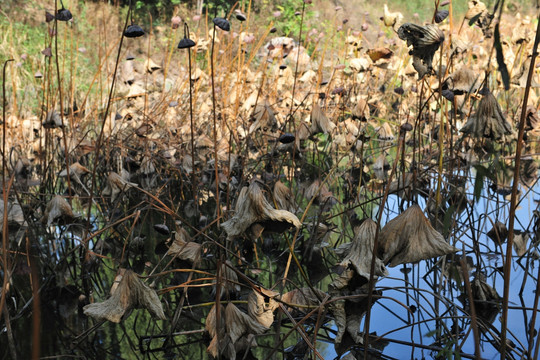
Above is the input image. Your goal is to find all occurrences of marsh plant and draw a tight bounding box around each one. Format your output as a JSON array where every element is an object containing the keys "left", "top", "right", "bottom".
[{"left": 0, "top": 0, "right": 539, "bottom": 359}]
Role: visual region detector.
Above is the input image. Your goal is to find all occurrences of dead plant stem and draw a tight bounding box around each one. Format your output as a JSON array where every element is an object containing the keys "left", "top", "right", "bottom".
[{"left": 500, "top": 10, "right": 540, "bottom": 359}]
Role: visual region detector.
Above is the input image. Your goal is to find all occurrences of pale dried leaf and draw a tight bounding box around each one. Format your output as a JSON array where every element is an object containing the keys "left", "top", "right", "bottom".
[
  {"left": 83, "top": 269, "right": 165, "bottom": 323},
  {"left": 221, "top": 181, "right": 301, "bottom": 240},
  {"left": 379, "top": 204, "right": 457, "bottom": 267},
  {"left": 247, "top": 289, "right": 279, "bottom": 328}
]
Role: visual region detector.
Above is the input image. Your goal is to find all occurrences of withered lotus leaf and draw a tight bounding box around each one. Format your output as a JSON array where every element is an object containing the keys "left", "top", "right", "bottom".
[
  {"left": 102, "top": 171, "right": 138, "bottom": 201},
  {"left": 349, "top": 57, "right": 371, "bottom": 72},
  {"left": 0, "top": 200, "right": 25, "bottom": 228},
  {"left": 513, "top": 56, "right": 540, "bottom": 88},
  {"left": 144, "top": 58, "right": 161, "bottom": 73},
  {"left": 336, "top": 219, "right": 388, "bottom": 281},
  {"left": 206, "top": 303, "right": 267, "bottom": 359},
  {"left": 379, "top": 204, "right": 457, "bottom": 267},
  {"left": 486, "top": 220, "right": 508, "bottom": 244},
  {"left": 366, "top": 47, "right": 393, "bottom": 62},
  {"left": 352, "top": 97, "right": 370, "bottom": 121},
  {"left": 167, "top": 228, "right": 201, "bottom": 264},
  {"left": 449, "top": 66, "right": 480, "bottom": 94},
  {"left": 206, "top": 304, "right": 234, "bottom": 359},
  {"left": 471, "top": 275, "right": 500, "bottom": 303},
  {"left": 59, "top": 162, "right": 90, "bottom": 181},
  {"left": 513, "top": 231, "right": 529, "bottom": 257},
  {"left": 383, "top": 4, "right": 404, "bottom": 31},
  {"left": 460, "top": 88, "right": 513, "bottom": 141},
  {"left": 213, "top": 261, "right": 241, "bottom": 297},
  {"left": 43, "top": 110, "right": 63, "bottom": 128},
  {"left": 249, "top": 99, "right": 276, "bottom": 133},
  {"left": 398, "top": 23, "right": 444, "bottom": 78},
  {"left": 273, "top": 181, "right": 297, "bottom": 213},
  {"left": 281, "top": 287, "right": 327, "bottom": 311},
  {"left": 377, "top": 122, "right": 395, "bottom": 141},
  {"left": 305, "top": 179, "right": 337, "bottom": 207},
  {"left": 83, "top": 269, "right": 166, "bottom": 323},
  {"left": 221, "top": 181, "right": 301, "bottom": 240},
  {"left": 247, "top": 288, "right": 279, "bottom": 328},
  {"left": 310, "top": 103, "right": 336, "bottom": 135},
  {"left": 225, "top": 302, "right": 267, "bottom": 345},
  {"left": 525, "top": 106, "right": 540, "bottom": 132},
  {"left": 465, "top": 0, "right": 487, "bottom": 20},
  {"left": 328, "top": 285, "right": 379, "bottom": 344},
  {"left": 41, "top": 195, "right": 76, "bottom": 226}
]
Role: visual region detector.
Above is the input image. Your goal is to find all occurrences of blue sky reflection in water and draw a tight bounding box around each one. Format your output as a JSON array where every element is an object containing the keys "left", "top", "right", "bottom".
[{"left": 320, "top": 169, "right": 540, "bottom": 360}]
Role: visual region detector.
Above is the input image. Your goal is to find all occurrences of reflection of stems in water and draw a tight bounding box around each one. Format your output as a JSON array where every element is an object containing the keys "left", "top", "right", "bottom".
[
  {"left": 363, "top": 128, "right": 406, "bottom": 354},
  {"left": 460, "top": 255, "right": 481, "bottom": 359},
  {"left": 501, "top": 11, "right": 540, "bottom": 359}
]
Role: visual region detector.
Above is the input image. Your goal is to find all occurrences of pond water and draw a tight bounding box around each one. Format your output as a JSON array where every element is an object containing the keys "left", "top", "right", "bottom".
[{"left": 320, "top": 166, "right": 540, "bottom": 359}]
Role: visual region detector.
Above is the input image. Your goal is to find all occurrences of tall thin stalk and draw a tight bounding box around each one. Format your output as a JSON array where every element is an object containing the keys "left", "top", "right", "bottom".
[
  {"left": 185, "top": 23, "right": 198, "bottom": 219},
  {"left": 0, "top": 59, "right": 13, "bottom": 325},
  {"left": 210, "top": 20, "right": 220, "bottom": 222},
  {"left": 500, "top": 11, "right": 540, "bottom": 359},
  {"left": 54, "top": 0, "right": 73, "bottom": 199},
  {"left": 84, "top": 1, "right": 132, "bottom": 245}
]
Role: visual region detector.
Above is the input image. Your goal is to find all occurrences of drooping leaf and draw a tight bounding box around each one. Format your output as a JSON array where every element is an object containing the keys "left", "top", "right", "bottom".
[
  {"left": 473, "top": 166, "right": 487, "bottom": 202},
  {"left": 494, "top": 24, "right": 510, "bottom": 90},
  {"left": 468, "top": 12, "right": 483, "bottom": 26}
]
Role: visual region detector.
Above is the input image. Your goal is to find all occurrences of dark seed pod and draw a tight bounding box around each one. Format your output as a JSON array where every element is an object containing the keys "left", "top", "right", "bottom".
[
  {"left": 154, "top": 224, "right": 170, "bottom": 236},
  {"left": 394, "top": 86, "right": 405, "bottom": 95},
  {"left": 332, "top": 87, "right": 345, "bottom": 96},
  {"left": 213, "top": 17, "right": 230, "bottom": 31},
  {"left": 441, "top": 89, "right": 455, "bottom": 101},
  {"left": 400, "top": 123, "right": 413, "bottom": 132},
  {"left": 279, "top": 133, "right": 296, "bottom": 144},
  {"left": 42, "top": 47, "right": 53, "bottom": 57},
  {"left": 270, "top": 27, "right": 277, "bottom": 33},
  {"left": 434, "top": 10, "right": 449, "bottom": 23},
  {"left": 177, "top": 37, "right": 196, "bottom": 49},
  {"left": 45, "top": 11, "right": 55, "bottom": 23},
  {"left": 124, "top": 24, "right": 145, "bottom": 38},
  {"left": 56, "top": 8, "right": 73, "bottom": 21},
  {"left": 235, "top": 11, "right": 247, "bottom": 22}
]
